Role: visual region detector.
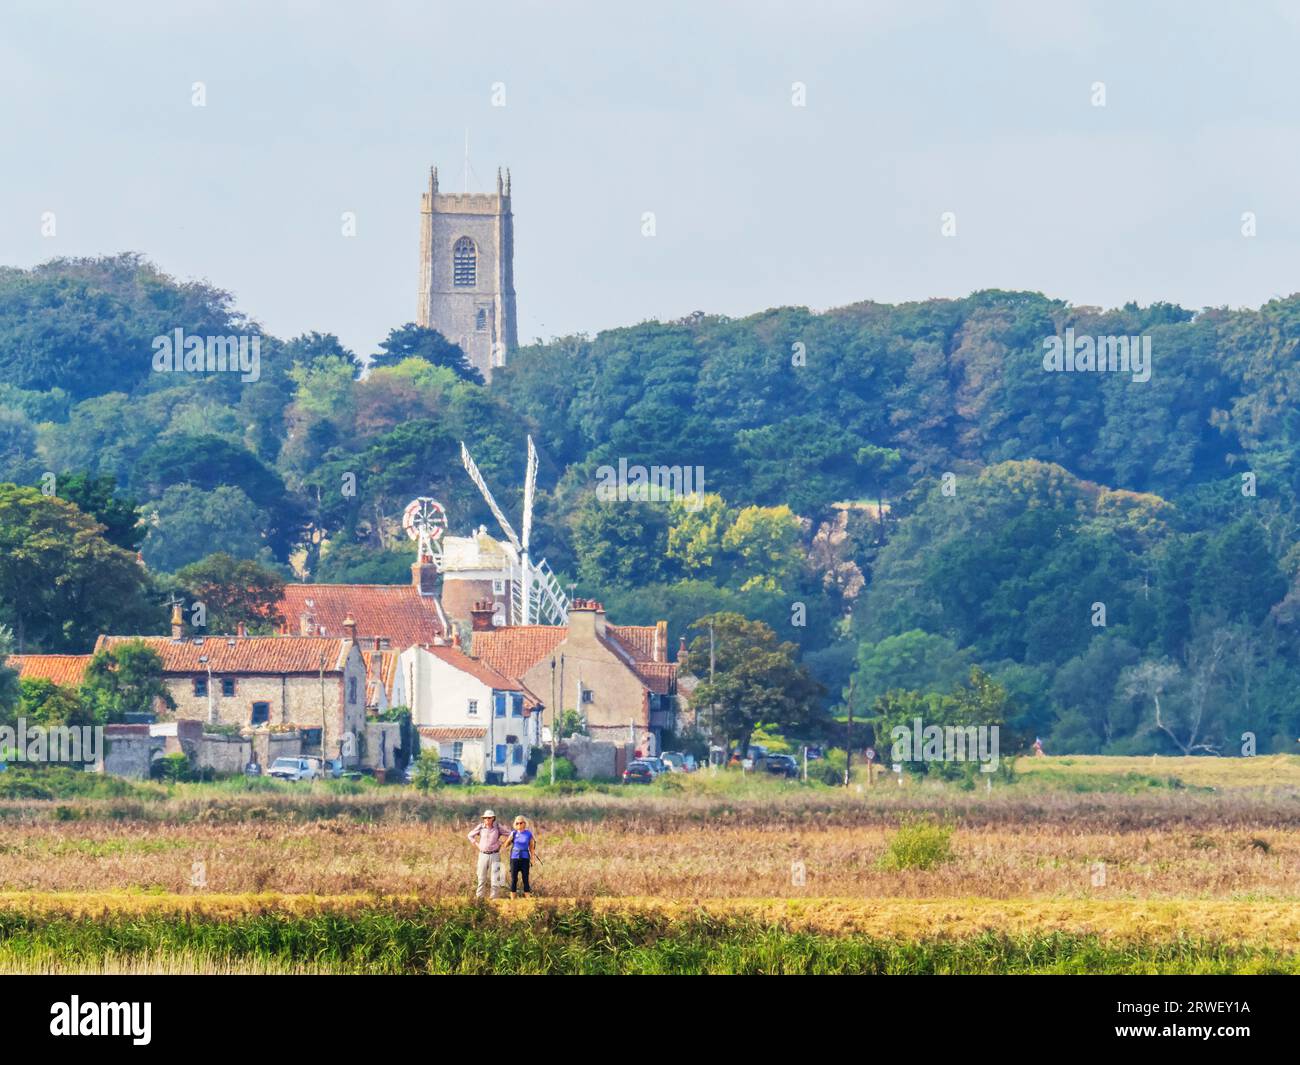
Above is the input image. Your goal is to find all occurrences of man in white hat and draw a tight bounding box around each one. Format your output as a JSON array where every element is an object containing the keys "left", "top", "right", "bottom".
[{"left": 467, "top": 809, "right": 508, "bottom": 899}]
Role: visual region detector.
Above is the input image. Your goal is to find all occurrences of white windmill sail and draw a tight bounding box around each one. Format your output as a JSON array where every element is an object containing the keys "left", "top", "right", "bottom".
[{"left": 460, "top": 439, "right": 570, "bottom": 625}]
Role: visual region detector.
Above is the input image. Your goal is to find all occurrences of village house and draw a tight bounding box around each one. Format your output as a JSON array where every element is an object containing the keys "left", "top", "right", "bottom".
[
  {"left": 393, "top": 638, "right": 542, "bottom": 784},
  {"left": 276, "top": 559, "right": 449, "bottom": 648},
  {"left": 7, "top": 654, "right": 93, "bottom": 689},
  {"left": 95, "top": 610, "right": 367, "bottom": 765},
  {"left": 472, "top": 599, "right": 677, "bottom": 756}
]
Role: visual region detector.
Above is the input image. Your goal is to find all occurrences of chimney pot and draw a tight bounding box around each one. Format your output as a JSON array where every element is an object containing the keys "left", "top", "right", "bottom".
[{"left": 343, "top": 615, "right": 357, "bottom": 641}]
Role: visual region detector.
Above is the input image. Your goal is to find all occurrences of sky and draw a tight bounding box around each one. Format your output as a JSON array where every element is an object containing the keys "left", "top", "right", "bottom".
[{"left": 3, "top": 0, "right": 1300, "bottom": 357}]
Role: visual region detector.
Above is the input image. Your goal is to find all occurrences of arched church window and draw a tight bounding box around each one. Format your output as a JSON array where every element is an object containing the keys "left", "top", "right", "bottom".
[
  {"left": 453, "top": 237, "right": 476, "bottom": 287},
  {"left": 476, "top": 308, "right": 487, "bottom": 331}
]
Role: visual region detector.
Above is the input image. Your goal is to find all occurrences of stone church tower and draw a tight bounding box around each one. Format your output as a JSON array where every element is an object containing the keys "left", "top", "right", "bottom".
[{"left": 417, "top": 165, "right": 518, "bottom": 380}]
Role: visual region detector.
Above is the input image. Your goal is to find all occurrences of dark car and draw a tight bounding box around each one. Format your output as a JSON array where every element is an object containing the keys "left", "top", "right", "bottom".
[
  {"left": 622, "top": 760, "right": 654, "bottom": 784},
  {"left": 439, "top": 758, "right": 466, "bottom": 785},
  {"left": 764, "top": 754, "right": 799, "bottom": 778}
]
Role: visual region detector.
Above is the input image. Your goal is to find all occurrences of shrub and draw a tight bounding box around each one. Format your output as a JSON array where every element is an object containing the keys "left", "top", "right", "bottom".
[
  {"left": 877, "top": 816, "right": 954, "bottom": 871},
  {"left": 152, "top": 753, "right": 192, "bottom": 783},
  {"left": 410, "top": 752, "right": 444, "bottom": 794},
  {"left": 818, "top": 748, "right": 847, "bottom": 786},
  {"left": 536, "top": 756, "right": 576, "bottom": 784}
]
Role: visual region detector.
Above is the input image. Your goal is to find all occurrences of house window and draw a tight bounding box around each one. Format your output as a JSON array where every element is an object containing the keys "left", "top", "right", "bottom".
[
  {"left": 467, "top": 699, "right": 478, "bottom": 717},
  {"left": 348, "top": 676, "right": 358, "bottom": 705},
  {"left": 510, "top": 693, "right": 523, "bottom": 717},
  {"left": 581, "top": 688, "right": 594, "bottom": 704},
  {"left": 452, "top": 741, "right": 463, "bottom": 760},
  {"left": 492, "top": 578, "right": 505, "bottom": 595},
  {"left": 511, "top": 745, "right": 523, "bottom": 765},
  {"left": 193, "top": 677, "right": 207, "bottom": 697},
  {"left": 453, "top": 237, "right": 476, "bottom": 286},
  {"left": 250, "top": 702, "right": 270, "bottom": 725},
  {"left": 221, "top": 678, "right": 235, "bottom": 698},
  {"left": 493, "top": 692, "right": 506, "bottom": 717},
  {"left": 495, "top": 744, "right": 506, "bottom": 765}
]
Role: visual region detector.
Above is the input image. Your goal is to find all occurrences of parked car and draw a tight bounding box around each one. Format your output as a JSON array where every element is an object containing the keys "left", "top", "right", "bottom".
[
  {"left": 640, "top": 756, "right": 670, "bottom": 777},
  {"left": 403, "top": 756, "right": 469, "bottom": 785},
  {"left": 321, "top": 757, "right": 345, "bottom": 779},
  {"left": 764, "top": 754, "right": 799, "bottom": 778},
  {"left": 660, "top": 751, "right": 696, "bottom": 773},
  {"left": 269, "top": 756, "right": 320, "bottom": 782},
  {"left": 439, "top": 757, "right": 467, "bottom": 785},
  {"left": 622, "top": 760, "right": 654, "bottom": 784}
]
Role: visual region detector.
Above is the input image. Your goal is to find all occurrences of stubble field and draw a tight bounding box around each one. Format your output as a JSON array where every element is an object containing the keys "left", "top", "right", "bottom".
[{"left": 1, "top": 756, "right": 1298, "bottom": 973}]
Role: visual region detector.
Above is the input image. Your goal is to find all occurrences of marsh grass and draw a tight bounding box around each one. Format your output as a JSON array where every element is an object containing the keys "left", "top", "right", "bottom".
[{"left": 0, "top": 900, "right": 1292, "bottom": 974}]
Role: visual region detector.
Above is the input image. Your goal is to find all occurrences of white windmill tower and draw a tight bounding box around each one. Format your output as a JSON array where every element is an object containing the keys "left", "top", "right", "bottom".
[{"left": 460, "top": 436, "right": 569, "bottom": 625}]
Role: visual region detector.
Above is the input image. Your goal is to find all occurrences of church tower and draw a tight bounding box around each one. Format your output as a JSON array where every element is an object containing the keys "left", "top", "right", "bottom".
[{"left": 417, "top": 165, "right": 518, "bottom": 380}]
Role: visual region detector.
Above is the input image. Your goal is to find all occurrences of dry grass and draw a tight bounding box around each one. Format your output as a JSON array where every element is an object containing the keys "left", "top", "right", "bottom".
[
  {"left": 1017, "top": 753, "right": 1300, "bottom": 789},
  {"left": 0, "top": 816, "right": 1296, "bottom": 899}
]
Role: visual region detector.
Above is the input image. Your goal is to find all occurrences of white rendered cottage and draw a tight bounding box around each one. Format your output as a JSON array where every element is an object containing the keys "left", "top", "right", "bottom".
[{"left": 394, "top": 642, "right": 542, "bottom": 784}]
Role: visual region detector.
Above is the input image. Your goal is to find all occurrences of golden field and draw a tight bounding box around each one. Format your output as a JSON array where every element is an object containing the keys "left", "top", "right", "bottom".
[{"left": 0, "top": 756, "right": 1298, "bottom": 972}]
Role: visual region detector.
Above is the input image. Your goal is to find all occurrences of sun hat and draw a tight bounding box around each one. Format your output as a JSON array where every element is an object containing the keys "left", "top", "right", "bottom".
[{"left": 482, "top": 809, "right": 496, "bottom": 818}]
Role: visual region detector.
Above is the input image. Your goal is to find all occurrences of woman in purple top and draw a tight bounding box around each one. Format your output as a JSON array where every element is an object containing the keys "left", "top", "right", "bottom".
[{"left": 506, "top": 816, "right": 536, "bottom": 898}]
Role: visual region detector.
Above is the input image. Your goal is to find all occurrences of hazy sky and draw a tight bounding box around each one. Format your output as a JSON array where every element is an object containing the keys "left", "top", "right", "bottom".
[{"left": 3, "top": 1, "right": 1300, "bottom": 356}]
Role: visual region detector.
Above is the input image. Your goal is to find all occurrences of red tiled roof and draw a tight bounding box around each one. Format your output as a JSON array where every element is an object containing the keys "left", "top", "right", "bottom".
[
  {"left": 626, "top": 660, "right": 676, "bottom": 695},
  {"left": 473, "top": 624, "right": 676, "bottom": 696},
  {"left": 417, "top": 645, "right": 541, "bottom": 710},
  {"left": 94, "top": 636, "right": 352, "bottom": 674},
  {"left": 418, "top": 726, "right": 487, "bottom": 741},
  {"left": 278, "top": 584, "right": 445, "bottom": 646},
  {"left": 472, "top": 626, "right": 566, "bottom": 682},
  {"left": 609, "top": 624, "right": 657, "bottom": 659},
  {"left": 7, "top": 654, "right": 93, "bottom": 688}
]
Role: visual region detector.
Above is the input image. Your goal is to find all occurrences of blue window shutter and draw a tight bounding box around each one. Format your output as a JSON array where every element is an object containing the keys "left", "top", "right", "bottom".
[
  {"left": 511, "top": 693, "right": 523, "bottom": 717},
  {"left": 495, "top": 745, "right": 506, "bottom": 764},
  {"left": 493, "top": 692, "right": 506, "bottom": 717}
]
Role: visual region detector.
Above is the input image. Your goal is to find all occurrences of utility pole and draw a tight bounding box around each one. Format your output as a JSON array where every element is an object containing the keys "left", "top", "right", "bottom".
[
  {"left": 319, "top": 651, "right": 327, "bottom": 763},
  {"left": 708, "top": 621, "right": 716, "bottom": 754},
  {"left": 844, "top": 677, "right": 855, "bottom": 788},
  {"left": 557, "top": 653, "right": 566, "bottom": 751},
  {"left": 549, "top": 656, "right": 557, "bottom": 785}
]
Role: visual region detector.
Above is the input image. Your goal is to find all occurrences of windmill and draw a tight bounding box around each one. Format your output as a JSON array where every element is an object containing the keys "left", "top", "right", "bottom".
[
  {"left": 402, "top": 497, "right": 448, "bottom": 568},
  {"left": 460, "top": 436, "right": 569, "bottom": 625}
]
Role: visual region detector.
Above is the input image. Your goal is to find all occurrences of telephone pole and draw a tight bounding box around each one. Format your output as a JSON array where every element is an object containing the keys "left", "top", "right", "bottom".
[{"left": 844, "top": 677, "right": 855, "bottom": 787}]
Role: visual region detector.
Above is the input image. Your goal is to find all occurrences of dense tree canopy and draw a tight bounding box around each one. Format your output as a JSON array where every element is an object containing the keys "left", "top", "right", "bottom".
[{"left": 2, "top": 255, "right": 1300, "bottom": 752}]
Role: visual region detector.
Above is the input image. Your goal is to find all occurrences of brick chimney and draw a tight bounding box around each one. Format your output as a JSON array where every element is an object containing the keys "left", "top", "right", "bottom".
[
  {"left": 343, "top": 614, "right": 357, "bottom": 642},
  {"left": 236, "top": 621, "right": 248, "bottom": 638},
  {"left": 411, "top": 560, "right": 439, "bottom": 597},
  {"left": 299, "top": 598, "right": 316, "bottom": 636},
  {"left": 654, "top": 620, "right": 667, "bottom": 662},
  {"left": 471, "top": 600, "right": 495, "bottom": 632},
  {"left": 677, "top": 635, "right": 689, "bottom": 671},
  {"left": 170, "top": 602, "right": 183, "bottom": 640}
]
